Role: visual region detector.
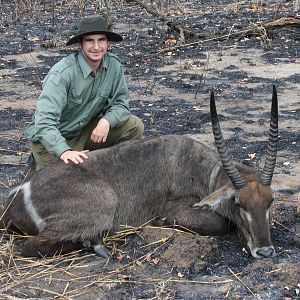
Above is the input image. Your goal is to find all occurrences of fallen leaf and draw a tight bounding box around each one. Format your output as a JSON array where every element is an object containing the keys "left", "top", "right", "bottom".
[
  {"left": 116, "top": 254, "right": 125, "bottom": 261},
  {"left": 153, "top": 257, "right": 160, "bottom": 265},
  {"left": 165, "top": 39, "right": 177, "bottom": 47},
  {"left": 118, "top": 274, "right": 132, "bottom": 281},
  {"left": 146, "top": 254, "right": 151, "bottom": 262},
  {"left": 177, "top": 272, "right": 184, "bottom": 278},
  {"left": 248, "top": 153, "right": 257, "bottom": 160}
]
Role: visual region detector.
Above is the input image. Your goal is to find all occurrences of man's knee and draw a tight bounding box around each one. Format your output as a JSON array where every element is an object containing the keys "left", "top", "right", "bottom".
[
  {"left": 104, "top": 115, "right": 144, "bottom": 146},
  {"left": 126, "top": 115, "right": 144, "bottom": 139},
  {"left": 30, "top": 142, "right": 57, "bottom": 171}
]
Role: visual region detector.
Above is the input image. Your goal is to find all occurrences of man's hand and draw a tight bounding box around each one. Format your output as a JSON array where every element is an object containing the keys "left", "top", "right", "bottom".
[
  {"left": 91, "top": 118, "right": 110, "bottom": 143},
  {"left": 60, "top": 150, "right": 89, "bottom": 164}
]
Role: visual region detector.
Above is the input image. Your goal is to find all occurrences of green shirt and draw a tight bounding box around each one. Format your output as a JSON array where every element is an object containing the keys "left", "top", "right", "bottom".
[{"left": 26, "top": 51, "right": 131, "bottom": 157}]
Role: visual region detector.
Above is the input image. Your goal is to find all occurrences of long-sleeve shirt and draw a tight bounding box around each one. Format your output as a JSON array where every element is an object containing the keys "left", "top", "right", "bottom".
[{"left": 26, "top": 50, "right": 131, "bottom": 157}]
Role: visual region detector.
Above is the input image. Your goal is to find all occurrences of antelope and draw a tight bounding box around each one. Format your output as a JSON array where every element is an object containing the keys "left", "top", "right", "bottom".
[{"left": 1, "top": 86, "right": 299, "bottom": 259}]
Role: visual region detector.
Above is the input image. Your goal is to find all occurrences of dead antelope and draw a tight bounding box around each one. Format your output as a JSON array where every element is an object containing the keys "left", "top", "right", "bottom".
[{"left": 1, "top": 86, "right": 299, "bottom": 258}]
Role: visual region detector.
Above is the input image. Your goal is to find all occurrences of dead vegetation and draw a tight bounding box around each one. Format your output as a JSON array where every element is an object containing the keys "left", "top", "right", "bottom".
[
  {"left": 0, "top": 223, "right": 234, "bottom": 299},
  {"left": 1, "top": 201, "right": 300, "bottom": 299}
]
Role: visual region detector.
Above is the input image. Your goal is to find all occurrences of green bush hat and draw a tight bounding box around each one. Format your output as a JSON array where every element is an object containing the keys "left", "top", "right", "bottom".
[{"left": 66, "top": 15, "right": 123, "bottom": 46}]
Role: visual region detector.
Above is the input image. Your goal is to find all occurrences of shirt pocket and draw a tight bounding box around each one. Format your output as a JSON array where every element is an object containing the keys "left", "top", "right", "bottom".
[
  {"left": 65, "top": 88, "right": 83, "bottom": 110},
  {"left": 98, "top": 89, "right": 110, "bottom": 99},
  {"left": 60, "top": 90, "right": 83, "bottom": 123},
  {"left": 97, "top": 89, "right": 111, "bottom": 111}
]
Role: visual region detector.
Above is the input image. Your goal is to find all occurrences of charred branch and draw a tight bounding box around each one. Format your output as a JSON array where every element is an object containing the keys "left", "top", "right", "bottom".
[
  {"left": 128, "top": 0, "right": 198, "bottom": 39},
  {"left": 156, "top": 16, "right": 300, "bottom": 54}
]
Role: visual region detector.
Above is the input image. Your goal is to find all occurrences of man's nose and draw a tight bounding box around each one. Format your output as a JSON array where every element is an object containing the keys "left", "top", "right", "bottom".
[{"left": 93, "top": 41, "right": 101, "bottom": 49}]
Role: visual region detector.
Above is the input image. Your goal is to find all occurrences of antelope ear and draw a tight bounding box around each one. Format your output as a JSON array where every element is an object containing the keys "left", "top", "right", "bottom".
[
  {"left": 271, "top": 175, "right": 300, "bottom": 193},
  {"left": 193, "top": 184, "right": 235, "bottom": 210}
]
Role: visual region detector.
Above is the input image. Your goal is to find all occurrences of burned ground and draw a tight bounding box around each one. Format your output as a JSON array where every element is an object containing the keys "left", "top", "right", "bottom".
[{"left": 0, "top": 0, "right": 300, "bottom": 299}]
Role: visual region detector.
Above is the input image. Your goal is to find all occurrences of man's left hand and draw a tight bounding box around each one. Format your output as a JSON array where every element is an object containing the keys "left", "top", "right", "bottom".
[{"left": 91, "top": 118, "right": 110, "bottom": 143}]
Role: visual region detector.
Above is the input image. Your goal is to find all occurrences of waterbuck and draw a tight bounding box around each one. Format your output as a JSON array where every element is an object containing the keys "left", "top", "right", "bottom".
[{"left": 1, "top": 86, "right": 299, "bottom": 259}]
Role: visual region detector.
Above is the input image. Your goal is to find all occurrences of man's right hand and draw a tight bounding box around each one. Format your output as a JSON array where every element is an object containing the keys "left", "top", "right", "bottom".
[{"left": 60, "top": 150, "right": 89, "bottom": 165}]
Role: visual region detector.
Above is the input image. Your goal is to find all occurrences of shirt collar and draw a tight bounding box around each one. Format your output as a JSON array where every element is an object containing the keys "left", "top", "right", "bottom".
[
  {"left": 78, "top": 51, "right": 109, "bottom": 78},
  {"left": 78, "top": 51, "right": 92, "bottom": 78},
  {"left": 101, "top": 53, "right": 109, "bottom": 70}
]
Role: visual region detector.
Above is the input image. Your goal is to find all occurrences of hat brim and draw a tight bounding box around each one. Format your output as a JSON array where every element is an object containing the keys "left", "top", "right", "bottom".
[{"left": 66, "top": 30, "right": 123, "bottom": 46}]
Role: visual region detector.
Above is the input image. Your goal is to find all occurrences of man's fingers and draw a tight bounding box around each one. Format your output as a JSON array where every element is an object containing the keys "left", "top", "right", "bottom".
[
  {"left": 79, "top": 151, "right": 89, "bottom": 159},
  {"left": 61, "top": 150, "right": 89, "bottom": 165},
  {"left": 75, "top": 156, "right": 84, "bottom": 163},
  {"left": 64, "top": 157, "right": 79, "bottom": 165},
  {"left": 74, "top": 152, "right": 88, "bottom": 163},
  {"left": 94, "top": 134, "right": 108, "bottom": 143},
  {"left": 91, "top": 134, "right": 99, "bottom": 143},
  {"left": 91, "top": 118, "right": 110, "bottom": 144},
  {"left": 94, "top": 136, "right": 104, "bottom": 143}
]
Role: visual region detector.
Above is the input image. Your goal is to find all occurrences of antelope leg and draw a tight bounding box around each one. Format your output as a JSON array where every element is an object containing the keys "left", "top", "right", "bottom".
[
  {"left": 84, "top": 237, "right": 110, "bottom": 258},
  {"left": 21, "top": 236, "right": 83, "bottom": 257}
]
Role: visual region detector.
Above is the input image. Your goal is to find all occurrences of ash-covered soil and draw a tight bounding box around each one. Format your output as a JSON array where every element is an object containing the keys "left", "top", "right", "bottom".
[{"left": 0, "top": 0, "right": 300, "bottom": 299}]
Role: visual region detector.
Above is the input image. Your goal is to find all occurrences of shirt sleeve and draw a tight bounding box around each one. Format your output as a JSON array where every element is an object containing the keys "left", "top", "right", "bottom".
[
  {"left": 33, "top": 72, "right": 71, "bottom": 157},
  {"left": 102, "top": 64, "right": 131, "bottom": 128}
]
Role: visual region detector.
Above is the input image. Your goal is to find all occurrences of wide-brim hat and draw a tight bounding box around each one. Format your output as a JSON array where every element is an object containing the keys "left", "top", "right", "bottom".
[{"left": 66, "top": 15, "right": 123, "bottom": 46}]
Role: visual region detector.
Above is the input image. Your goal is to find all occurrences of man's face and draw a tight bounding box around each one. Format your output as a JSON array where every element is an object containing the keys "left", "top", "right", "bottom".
[{"left": 80, "top": 33, "right": 108, "bottom": 63}]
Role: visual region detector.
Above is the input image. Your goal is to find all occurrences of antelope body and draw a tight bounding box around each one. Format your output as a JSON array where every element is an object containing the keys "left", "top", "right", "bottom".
[{"left": 1, "top": 86, "right": 299, "bottom": 259}]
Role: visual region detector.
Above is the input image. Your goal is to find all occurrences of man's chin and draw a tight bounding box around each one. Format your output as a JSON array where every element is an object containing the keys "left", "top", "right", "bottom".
[
  {"left": 89, "top": 55, "right": 102, "bottom": 60},
  {"left": 91, "top": 58, "right": 102, "bottom": 62}
]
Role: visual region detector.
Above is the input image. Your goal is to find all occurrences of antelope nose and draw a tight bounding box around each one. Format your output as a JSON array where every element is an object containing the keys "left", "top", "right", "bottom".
[{"left": 255, "top": 246, "right": 276, "bottom": 258}]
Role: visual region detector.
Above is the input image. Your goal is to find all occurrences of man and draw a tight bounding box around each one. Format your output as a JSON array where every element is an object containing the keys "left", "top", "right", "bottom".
[{"left": 26, "top": 15, "right": 144, "bottom": 170}]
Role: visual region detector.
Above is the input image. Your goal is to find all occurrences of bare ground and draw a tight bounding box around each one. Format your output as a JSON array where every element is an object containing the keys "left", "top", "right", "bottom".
[{"left": 0, "top": 0, "right": 300, "bottom": 299}]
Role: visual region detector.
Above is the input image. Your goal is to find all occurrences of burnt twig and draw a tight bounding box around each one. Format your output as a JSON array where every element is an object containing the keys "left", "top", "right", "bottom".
[
  {"left": 228, "top": 268, "right": 255, "bottom": 297},
  {"left": 128, "top": 0, "right": 197, "bottom": 39},
  {"left": 156, "top": 16, "right": 300, "bottom": 55}
]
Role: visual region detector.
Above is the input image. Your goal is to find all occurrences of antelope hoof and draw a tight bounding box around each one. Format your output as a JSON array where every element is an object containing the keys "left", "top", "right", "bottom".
[{"left": 93, "top": 244, "right": 109, "bottom": 258}]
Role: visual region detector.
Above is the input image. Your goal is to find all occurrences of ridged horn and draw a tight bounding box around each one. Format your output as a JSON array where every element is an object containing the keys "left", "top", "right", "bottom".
[
  {"left": 261, "top": 85, "right": 278, "bottom": 186},
  {"left": 210, "top": 90, "right": 246, "bottom": 189}
]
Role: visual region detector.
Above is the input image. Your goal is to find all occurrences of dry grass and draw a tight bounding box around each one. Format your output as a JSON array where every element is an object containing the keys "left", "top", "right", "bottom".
[
  {"left": 0, "top": 222, "right": 233, "bottom": 299},
  {"left": 1, "top": 0, "right": 126, "bottom": 26}
]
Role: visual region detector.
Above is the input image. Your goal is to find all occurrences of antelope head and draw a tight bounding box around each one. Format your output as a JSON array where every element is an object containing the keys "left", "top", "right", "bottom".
[{"left": 195, "top": 86, "right": 279, "bottom": 258}]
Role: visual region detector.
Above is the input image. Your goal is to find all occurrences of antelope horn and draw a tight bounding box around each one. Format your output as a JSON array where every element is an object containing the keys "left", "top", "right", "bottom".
[
  {"left": 210, "top": 90, "right": 246, "bottom": 189},
  {"left": 261, "top": 85, "right": 278, "bottom": 186}
]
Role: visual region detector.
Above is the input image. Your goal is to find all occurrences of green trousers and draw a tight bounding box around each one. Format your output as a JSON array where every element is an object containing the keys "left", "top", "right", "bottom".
[{"left": 30, "top": 115, "right": 144, "bottom": 170}]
